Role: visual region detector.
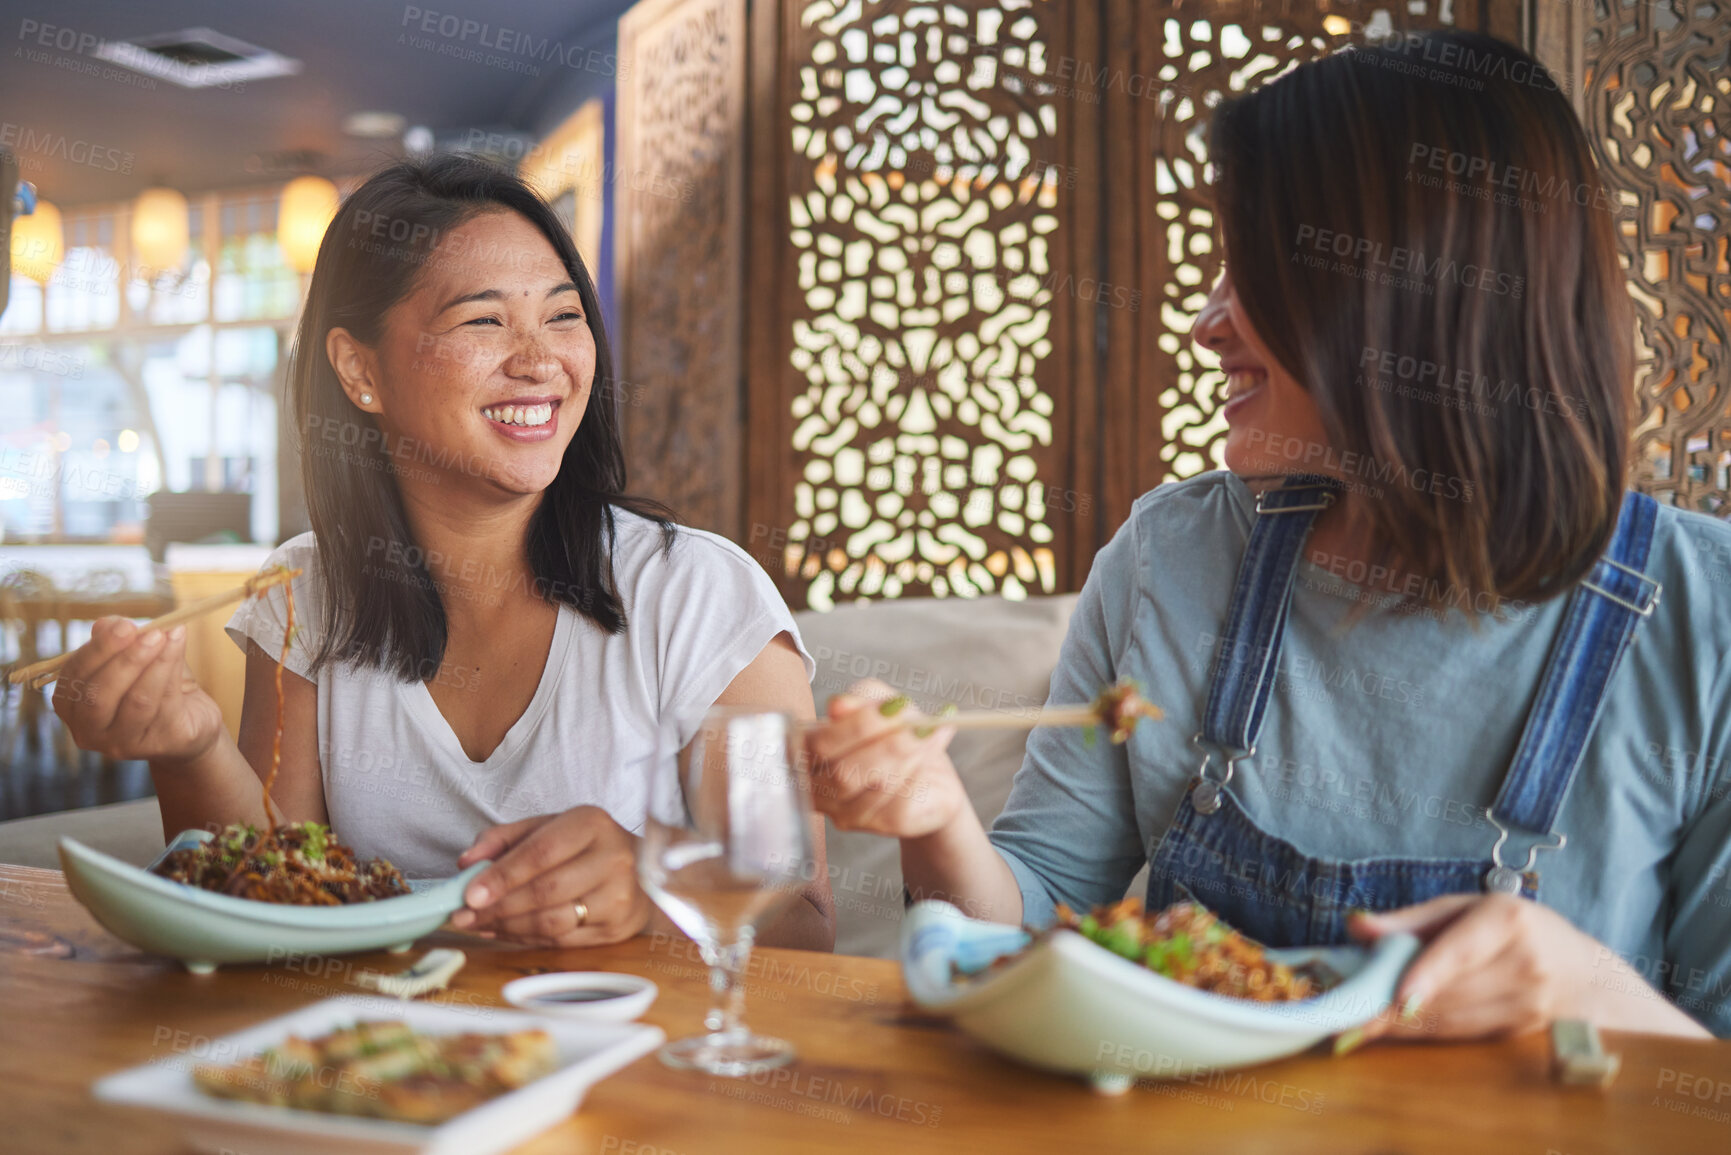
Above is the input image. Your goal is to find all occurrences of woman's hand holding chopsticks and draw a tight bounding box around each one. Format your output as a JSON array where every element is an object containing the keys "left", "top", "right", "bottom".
[
  {"left": 804, "top": 679, "right": 969, "bottom": 838},
  {"left": 50, "top": 616, "right": 226, "bottom": 766},
  {"left": 8, "top": 565, "right": 299, "bottom": 688},
  {"left": 803, "top": 678, "right": 1031, "bottom": 926}
]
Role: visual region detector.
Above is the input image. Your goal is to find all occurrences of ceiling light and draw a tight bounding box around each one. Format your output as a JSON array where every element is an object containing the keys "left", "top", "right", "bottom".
[
  {"left": 10, "top": 198, "right": 63, "bottom": 283},
  {"left": 278, "top": 176, "right": 340, "bottom": 274},
  {"left": 343, "top": 111, "right": 407, "bottom": 139},
  {"left": 132, "top": 188, "right": 190, "bottom": 271}
]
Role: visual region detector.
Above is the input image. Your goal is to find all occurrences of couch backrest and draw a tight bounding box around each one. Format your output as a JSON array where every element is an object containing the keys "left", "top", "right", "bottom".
[{"left": 794, "top": 592, "right": 1079, "bottom": 957}]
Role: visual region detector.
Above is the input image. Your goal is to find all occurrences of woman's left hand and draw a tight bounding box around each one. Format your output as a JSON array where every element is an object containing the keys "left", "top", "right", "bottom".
[
  {"left": 1346, "top": 894, "right": 1595, "bottom": 1040},
  {"left": 1347, "top": 893, "right": 1709, "bottom": 1041},
  {"left": 450, "top": 806, "right": 651, "bottom": 947}
]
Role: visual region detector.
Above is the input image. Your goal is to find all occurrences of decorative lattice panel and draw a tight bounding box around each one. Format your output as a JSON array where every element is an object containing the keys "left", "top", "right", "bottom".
[
  {"left": 1139, "top": 5, "right": 1459, "bottom": 485},
  {"left": 1586, "top": 0, "right": 1731, "bottom": 515},
  {"left": 616, "top": 0, "right": 747, "bottom": 536},
  {"left": 784, "top": 0, "right": 1066, "bottom": 609}
]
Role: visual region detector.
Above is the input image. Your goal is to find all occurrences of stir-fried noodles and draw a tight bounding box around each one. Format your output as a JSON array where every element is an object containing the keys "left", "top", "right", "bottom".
[{"left": 153, "top": 821, "right": 410, "bottom": 905}]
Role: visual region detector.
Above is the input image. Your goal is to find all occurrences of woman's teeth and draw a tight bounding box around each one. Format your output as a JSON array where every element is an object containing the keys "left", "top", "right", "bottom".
[
  {"left": 1224, "top": 371, "right": 1266, "bottom": 401},
  {"left": 481, "top": 402, "right": 554, "bottom": 427}
]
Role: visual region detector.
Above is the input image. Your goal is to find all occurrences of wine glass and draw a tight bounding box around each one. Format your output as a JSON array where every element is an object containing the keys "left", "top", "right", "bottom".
[{"left": 638, "top": 707, "right": 813, "bottom": 1076}]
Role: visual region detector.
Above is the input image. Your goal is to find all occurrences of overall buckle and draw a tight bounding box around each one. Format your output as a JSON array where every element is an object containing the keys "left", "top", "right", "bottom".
[
  {"left": 1579, "top": 557, "right": 1662, "bottom": 617},
  {"left": 1483, "top": 808, "right": 1567, "bottom": 894},
  {"left": 1253, "top": 486, "right": 1337, "bottom": 516},
  {"left": 1188, "top": 733, "right": 1254, "bottom": 816}
]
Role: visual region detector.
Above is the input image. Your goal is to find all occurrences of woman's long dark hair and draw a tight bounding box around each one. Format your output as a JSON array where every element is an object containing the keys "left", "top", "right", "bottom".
[
  {"left": 1211, "top": 30, "right": 1630, "bottom": 604},
  {"left": 289, "top": 154, "right": 674, "bottom": 680}
]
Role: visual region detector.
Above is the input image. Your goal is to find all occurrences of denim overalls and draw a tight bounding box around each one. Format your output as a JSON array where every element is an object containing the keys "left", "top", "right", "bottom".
[{"left": 1145, "top": 476, "right": 1662, "bottom": 947}]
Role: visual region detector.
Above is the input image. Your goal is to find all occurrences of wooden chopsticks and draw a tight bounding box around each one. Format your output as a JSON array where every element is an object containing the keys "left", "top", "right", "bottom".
[
  {"left": 6, "top": 566, "right": 301, "bottom": 690},
  {"left": 884, "top": 705, "right": 1102, "bottom": 732},
  {"left": 824, "top": 703, "right": 1159, "bottom": 733}
]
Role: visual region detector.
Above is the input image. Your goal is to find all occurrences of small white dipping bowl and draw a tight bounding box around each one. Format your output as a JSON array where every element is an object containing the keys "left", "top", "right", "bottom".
[{"left": 502, "top": 973, "right": 659, "bottom": 1021}]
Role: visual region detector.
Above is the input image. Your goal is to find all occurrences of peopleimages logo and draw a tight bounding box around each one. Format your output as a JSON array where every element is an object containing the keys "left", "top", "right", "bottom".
[
  {"left": 1244, "top": 429, "right": 1476, "bottom": 503},
  {"left": 1358, "top": 346, "right": 1589, "bottom": 422},
  {"left": 1292, "top": 223, "right": 1525, "bottom": 300},
  {"left": 1365, "top": 30, "right": 1566, "bottom": 95},
  {"left": 1407, "top": 143, "right": 1615, "bottom": 214},
  {"left": 0, "top": 121, "right": 132, "bottom": 172},
  {"left": 399, "top": 6, "right": 628, "bottom": 78}
]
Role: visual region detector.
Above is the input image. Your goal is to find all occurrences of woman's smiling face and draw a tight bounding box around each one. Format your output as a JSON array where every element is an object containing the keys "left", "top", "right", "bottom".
[
  {"left": 1192, "top": 266, "right": 1333, "bottom": 478},
  {"left": 337, "top": 208, "right": 595, "bottom": 498}
]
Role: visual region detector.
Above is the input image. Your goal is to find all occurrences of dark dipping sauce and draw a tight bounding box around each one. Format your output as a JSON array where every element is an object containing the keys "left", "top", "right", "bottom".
[{"left": 528, "top": 988, "right": 637, "bottom": 1004}]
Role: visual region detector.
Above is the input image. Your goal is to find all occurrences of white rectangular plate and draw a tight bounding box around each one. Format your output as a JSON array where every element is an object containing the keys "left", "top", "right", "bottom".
[{"left": 94, "top": 995, "right": 665, "bottom": 1155}]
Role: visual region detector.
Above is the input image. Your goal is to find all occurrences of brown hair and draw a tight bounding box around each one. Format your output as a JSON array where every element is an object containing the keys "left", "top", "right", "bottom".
[{"left": 1210, "top": 30, "right": 1630, "bottom": 604}]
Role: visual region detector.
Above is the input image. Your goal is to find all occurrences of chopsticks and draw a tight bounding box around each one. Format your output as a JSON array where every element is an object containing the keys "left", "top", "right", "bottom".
[
  {"left": 813, "top": 678, "right": 1163, "bottom": 737},
  {"left": 6, "top": 566, "right": 302, "bottom": 690},
  {"left": 885, "top": 705, "right": 1103, "bottom": 732},
  {"left": 825, "top": 703, "right": 1159, "bottom": 733}
]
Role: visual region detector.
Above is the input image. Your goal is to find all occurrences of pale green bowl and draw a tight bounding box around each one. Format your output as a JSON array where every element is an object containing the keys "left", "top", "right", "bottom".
[
  {"left": 59, "top": 830, "right": 487, "bottom": 974},
  {"left": 901, "top": 900, "right": 1420, "bottom": 1091}
]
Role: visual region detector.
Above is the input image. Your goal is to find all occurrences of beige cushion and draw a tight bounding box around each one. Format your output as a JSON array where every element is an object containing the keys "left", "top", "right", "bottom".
[
  {"left": 795, "top": 593, "right": 1079, "bottom": 957},
  {"left": 0, "top": 796, "right": 164, "bottom": 869}
]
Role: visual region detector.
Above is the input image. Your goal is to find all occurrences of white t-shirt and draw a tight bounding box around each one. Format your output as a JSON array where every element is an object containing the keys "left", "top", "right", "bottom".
[{"left": 225, "top": 511, "right": 813, "bottom": 878}]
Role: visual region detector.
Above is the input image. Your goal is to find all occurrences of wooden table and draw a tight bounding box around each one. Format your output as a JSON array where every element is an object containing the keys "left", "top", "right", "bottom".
[{"left": 2, "top": 863, "right": 1728, "bottom": 1155}]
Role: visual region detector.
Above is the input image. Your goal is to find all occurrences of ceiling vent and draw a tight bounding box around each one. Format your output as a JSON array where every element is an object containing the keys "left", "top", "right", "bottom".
[{"left": 92, "top": 27, "right": 301, "bottom": 89}]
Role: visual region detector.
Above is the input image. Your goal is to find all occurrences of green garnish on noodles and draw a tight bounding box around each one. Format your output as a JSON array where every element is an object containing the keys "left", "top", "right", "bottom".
[{"left": 300, "top": 821, "right": 328, "bottom": 864}]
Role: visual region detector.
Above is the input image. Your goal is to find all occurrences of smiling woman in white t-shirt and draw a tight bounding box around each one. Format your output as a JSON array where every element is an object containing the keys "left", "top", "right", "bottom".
[{"left": 50, "top": 156, "right": 835, "bottom": 952}]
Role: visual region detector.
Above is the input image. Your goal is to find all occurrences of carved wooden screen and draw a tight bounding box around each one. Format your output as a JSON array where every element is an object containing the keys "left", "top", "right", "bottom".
[
  {"left": 1582, "top": 1, "right": 1731, "bottom": 515},
  {"left": 616, "top": 0, "right": 749, "bottom": 536},
  {"left": 756, "top": 0, "right": 1084, "bottom": 610}
]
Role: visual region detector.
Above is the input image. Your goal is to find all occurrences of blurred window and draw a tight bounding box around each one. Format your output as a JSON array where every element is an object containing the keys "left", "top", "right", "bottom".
[{"left": 0, "top": 187, "right": 296, "bottom": 544}]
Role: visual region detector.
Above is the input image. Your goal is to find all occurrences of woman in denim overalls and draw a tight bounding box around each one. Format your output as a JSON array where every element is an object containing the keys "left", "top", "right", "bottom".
[{"left": 807, "top": 29, "right": 1722, "bottom": 1042}]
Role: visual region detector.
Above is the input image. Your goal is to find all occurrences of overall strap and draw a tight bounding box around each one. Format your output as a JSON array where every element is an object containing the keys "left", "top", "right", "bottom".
[
  {"left": 1489, "top": 491, "right": 1662, "bottom": 839},
  {"left": 1200, "top": 476, "right": 1341, "bottom": 755}
]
